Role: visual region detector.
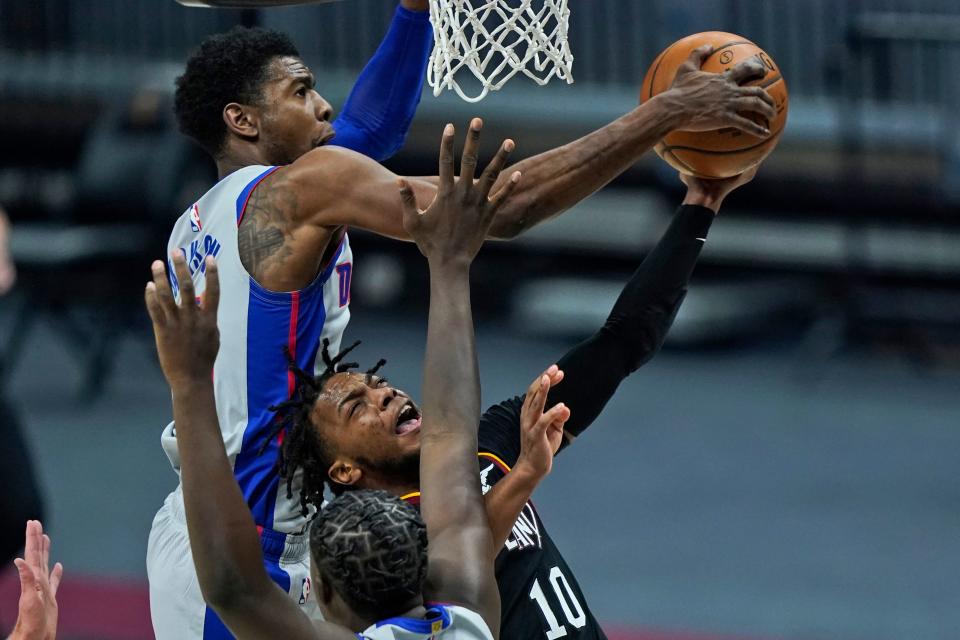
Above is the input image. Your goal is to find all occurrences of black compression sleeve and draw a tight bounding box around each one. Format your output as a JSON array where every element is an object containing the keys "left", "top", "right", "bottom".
[{"left": 547, "top": 204, "right": 715, "bottom": 442}]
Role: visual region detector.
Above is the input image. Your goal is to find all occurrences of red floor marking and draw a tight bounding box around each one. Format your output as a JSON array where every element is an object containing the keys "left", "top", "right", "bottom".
[{"left": 0, "top": 566, "right": 153, "bottom": 639}]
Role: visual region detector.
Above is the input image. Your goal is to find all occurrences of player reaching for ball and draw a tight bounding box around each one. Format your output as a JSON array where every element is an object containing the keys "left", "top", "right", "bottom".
[
  {"left": 146, "top": 125, "right": 536, "bottom": 639},
  {"left": 151, "top": 9, "right": 776, "bottom": 636}
]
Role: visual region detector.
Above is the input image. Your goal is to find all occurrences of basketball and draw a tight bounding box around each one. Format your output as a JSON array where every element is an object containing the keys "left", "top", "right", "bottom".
[{"left": 641, "top": 31, "right": 789, "bottom": 179}]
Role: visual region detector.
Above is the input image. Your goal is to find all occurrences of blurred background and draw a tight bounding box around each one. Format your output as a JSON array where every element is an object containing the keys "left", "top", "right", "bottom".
[{"left": 1, "top": 0, "right": 959, "bottom": 638}]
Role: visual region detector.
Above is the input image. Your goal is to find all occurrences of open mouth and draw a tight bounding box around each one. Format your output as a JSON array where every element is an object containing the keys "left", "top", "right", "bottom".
[{"left": 395, "top": 402, "right": 422, "bottom": 436}]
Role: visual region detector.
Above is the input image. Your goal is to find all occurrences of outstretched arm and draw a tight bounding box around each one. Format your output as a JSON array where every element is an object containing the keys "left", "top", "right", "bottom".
[
  {"left": 145, "top": 255, "right": 351, "bottom": 640},
  {"left": 547, "top": 170, "right": 760, "bottom": 447},
  {"left": 330, "top": 1, "right": 432, "bottom": 161},
  {"left": 282, "top": 49, "right": 775, "bottom": 241},
  {"left": 400, "top": 124, "right": 519, "bottom": 637}
]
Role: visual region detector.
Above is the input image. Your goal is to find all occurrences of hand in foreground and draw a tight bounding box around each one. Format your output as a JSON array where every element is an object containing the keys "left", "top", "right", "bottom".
[
  {"left": 10, "top": 520, "right": 62, "bottom": 640},
  {"left": 515, "top": 365, "right": 570, "bottom": 480},
  {"left": 666, "top": 45, "right": 776, "bottom": 138},
  {"left": 145, "top": 253, "right": 220, "bottom": 388},
  {"left": 680, "top": 165, "right": 759, "bottom": 214},
  {"left": 398, "top": 118, "right": 520, "bottom": 267}
]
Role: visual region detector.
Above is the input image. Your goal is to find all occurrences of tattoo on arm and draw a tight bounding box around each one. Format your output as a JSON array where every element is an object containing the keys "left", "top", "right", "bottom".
[{"left": 237, "top": 173, "right": 298, "bottom": 282}]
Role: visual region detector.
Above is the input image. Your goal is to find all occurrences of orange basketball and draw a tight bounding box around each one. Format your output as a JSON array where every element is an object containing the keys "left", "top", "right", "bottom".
[{"left": 641, "top": 31, "right": 789, "bottom": 179}]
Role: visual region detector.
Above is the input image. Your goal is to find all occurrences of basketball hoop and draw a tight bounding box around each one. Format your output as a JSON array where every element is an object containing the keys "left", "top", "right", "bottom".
[{"left": 428, "top": 0, "right": 574, "bottom": 103}]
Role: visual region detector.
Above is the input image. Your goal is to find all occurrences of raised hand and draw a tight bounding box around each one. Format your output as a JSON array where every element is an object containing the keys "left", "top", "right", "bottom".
[
  {"left": 667, "top": 45, "right": 776, "bottom": 138},
  {"left": 144, "top": 253, "right": 220, "bottom": 388},
  {"left": 515, "top": 365, "right": 570, "bottom": 479},
  {"left": 398, "top": 118, "right": 520, "bottom": 267},
  {"left": 10, "top": 520, "right": 62, "bottom": 640},
  {"left": 680, "top": 165, "right": 759, "bottom": 214}
]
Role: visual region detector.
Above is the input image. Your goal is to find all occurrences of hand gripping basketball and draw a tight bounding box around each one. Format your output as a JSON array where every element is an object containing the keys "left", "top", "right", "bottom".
[
  {"left": 668, "top": 45, "right": 775, "bottom": 137},
  {"left": 398, "top": 118, "right": 521, "bottom": 266}
]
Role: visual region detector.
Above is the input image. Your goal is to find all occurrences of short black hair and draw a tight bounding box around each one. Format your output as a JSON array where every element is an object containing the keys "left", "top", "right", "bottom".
[
  {"left": 310, "top": 489, "right": 428, "bottom": 618},
  {"left": 174, "top": 26, "right": 299, "bottom": 156},
  {"left": 265, "top": 339, "right": 386, "bottom": 514}
]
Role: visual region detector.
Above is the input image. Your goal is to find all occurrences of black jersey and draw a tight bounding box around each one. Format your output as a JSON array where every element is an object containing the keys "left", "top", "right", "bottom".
[{"left": 477, "top": 397, "right": 607, "bottom": 640}]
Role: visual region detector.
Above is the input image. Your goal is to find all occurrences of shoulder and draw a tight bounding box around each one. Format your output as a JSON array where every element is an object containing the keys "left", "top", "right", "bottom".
[{"left": 283, "top": 145, "right": 372, "bottom": 187}]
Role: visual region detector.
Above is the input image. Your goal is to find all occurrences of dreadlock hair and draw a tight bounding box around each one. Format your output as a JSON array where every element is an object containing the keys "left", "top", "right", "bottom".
[
  {"left": 174, "top": 26, "right": 300, "bottom": 156},
  {"left": 310, "top": 489, "right": 428, "bottom": 619},
  {"left": 264, "top": 339, "right": 387, "bottom": 517}
]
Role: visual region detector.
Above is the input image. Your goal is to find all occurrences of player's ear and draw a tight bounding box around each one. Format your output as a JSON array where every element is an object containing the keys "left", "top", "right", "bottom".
[
  {"left": 328, "top": 460, "right": 361, "bottom": 488},
  {"left": 223, "top": 103, "right": 259, "bottom": 142}
]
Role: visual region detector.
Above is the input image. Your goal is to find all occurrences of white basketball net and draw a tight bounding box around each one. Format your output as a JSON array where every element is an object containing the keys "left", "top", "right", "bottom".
[{"left": 428, "top": 0, "right": 574, "bottom": 103}]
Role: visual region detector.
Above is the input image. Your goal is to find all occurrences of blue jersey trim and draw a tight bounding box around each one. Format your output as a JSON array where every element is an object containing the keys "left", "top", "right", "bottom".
[
  {"left": 247, "top": 235, "right": 346, "bottom": 304},
  {"left": 374, "top": 605, "right": 452, "bottom": 633},
  {"left": 235, "top": 165, "right": 278, "bottom": 223}
]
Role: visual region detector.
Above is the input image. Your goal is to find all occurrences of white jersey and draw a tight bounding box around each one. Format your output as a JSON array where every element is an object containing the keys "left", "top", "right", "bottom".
[
  {"left": 358, "top": 605, "right": 493, "bottom": 640},
  {"left": 161, "top": 165, "right": 353, "bottom": 533}
]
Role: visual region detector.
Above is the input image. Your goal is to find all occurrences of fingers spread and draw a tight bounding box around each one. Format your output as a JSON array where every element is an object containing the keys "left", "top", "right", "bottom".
[
  {"left": 50, "top": 562, "right": 63, "bottom": 596},
  {"left": 41, "top": 533, "right": 50, "bottom": 577},
  {"left": 459, "top": 118, "right": 483, "bottom": 183},
  {"left": 488, "top": 170, "right": 521, "bottom": 213},
  {"left": 523, "top": 372, "right": 551, "bottom": 425},
  {"left": 25, "top": 520, "right": 40, "bottom": 571},
  {"left": 14, "top": 558, "right": 36, "bottom": 591},
  {"left": 478, "top": 139, "right": 514, "bottom": 201},
  {"left": 438, "top": 124, "right": 456, "bottom": 189},
  {"left": 171, "top": 252, "right": 194, "bottom": 309},
  {"left": 202, "top": 256, "right": 220, "bottom": 315},
  {"left": 151, "top": 260, "right": 178, "bottom": 321},
  {"left": 145, "top": 283, "right": 164, "bottom": 326}
]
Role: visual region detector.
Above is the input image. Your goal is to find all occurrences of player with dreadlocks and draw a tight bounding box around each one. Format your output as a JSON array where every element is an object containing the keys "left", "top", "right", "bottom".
[
  {"left": 145, "top": 123, "right": 563, "bottom": 639},
  {"left": 262, "top": 166, "right": 760, "bottom": 639}
]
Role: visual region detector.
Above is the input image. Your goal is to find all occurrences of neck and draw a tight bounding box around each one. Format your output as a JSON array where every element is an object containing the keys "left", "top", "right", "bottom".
[
  {"left": 356, "top": 474, "right": 420, "bottom": 501},
  {"left": 216, "top": 142, "right": 274, "bottom": 179}
]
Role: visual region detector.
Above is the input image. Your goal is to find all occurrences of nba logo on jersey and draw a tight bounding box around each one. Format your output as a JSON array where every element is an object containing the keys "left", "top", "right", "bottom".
[
  {"left": 298, "top": 577, "right": 311, "bottom": 605},
  {"left": 189, "top": 203, "right": 203, "bottom": 232}
]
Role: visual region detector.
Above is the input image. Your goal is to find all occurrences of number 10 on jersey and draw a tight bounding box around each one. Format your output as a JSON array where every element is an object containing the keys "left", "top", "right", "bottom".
[{"left": 529, "top": 566, "right": 587, "bottom": 639}]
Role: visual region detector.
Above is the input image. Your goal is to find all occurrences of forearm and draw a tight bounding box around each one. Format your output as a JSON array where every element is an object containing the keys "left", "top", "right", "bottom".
[
  {"left": 419, "top": 262, "right": 487, "bottom": 535},
  {"left": 548, "top": 204, "right": 715, "bottom": 438},
  {"left": 483, "top": 464, "right": 541, "bottom": 551},
  {"left": 487, "top": 95, "right": 686, "bottom": 239},
  {"left": 173, "top": 380, "right": 272, "bottom": 608},
  {"left": 330, "top": 5, "right": 432, "bottom": 161},
  {"left": 421, "top": 263, "right": 480, "bottom": 440}
]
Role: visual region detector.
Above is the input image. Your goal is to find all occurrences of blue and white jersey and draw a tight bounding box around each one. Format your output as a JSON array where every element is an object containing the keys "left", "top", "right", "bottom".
[
  {"left": 358, "top": 605, "right": 493, "bottom": 640},
  {"left": 161, "top": 165, "right": 353, "bottom": 533}
]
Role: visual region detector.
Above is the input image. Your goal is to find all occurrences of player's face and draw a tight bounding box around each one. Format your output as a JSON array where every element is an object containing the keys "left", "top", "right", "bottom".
[
  {"left": 256, "top": 56, "right": 335, "bottom": 165},
  {"left": 310, "top": 372, "right": 423, "bottom": 487}
]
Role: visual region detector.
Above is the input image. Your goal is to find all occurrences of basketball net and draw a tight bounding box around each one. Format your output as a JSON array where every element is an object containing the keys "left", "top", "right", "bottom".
[{"left": 428, "top": 0, "right": 574, "bottom": 103}]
